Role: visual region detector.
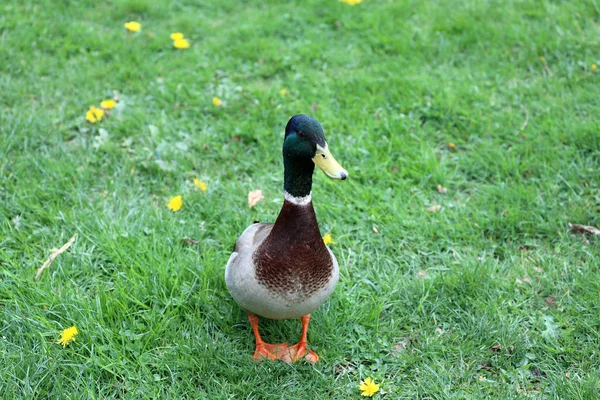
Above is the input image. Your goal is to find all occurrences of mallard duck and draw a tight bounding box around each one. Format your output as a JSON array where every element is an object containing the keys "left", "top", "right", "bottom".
[{"left": 225, "top": 114, "right": 348, "bottom": 363}]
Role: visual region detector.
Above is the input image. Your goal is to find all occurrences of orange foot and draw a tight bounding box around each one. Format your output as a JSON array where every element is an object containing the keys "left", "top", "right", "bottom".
[
  {"left": 248, "top": 313, "right": 319, "bottom": 363},
  {"left": 283, "top": 341, "right": 319, "bottom": 363},
  {"left": 254, "top": 341, "right": 319, "bottom": 363},
  {"left": 253, "top": 342, "right": 289, "bottom": 361}
]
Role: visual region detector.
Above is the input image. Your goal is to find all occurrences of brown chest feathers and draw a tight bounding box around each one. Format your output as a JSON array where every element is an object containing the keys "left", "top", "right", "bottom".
[{"left": 254, "top": 200, "right": 333, "bottom": 298}]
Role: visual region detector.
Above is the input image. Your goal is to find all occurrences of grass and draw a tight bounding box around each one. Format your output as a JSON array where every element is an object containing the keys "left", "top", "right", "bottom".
[{"left": 1, "top": 0, "right": 599, "bottom": 398}]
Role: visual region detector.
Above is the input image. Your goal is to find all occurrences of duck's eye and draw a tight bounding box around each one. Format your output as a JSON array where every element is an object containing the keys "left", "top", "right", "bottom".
[
  {"left": 321, "top": 153, "right": 326, "bottom": 158},
  {"left": 297, "top": 131, "right": 305, "bottom": 139}
]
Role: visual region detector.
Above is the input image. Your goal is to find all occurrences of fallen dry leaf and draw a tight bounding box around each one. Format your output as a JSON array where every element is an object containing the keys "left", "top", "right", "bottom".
[
  {"left": 372, "top": 226, "right": 380, "bottom": 234},
  {"left": 35, "top": 234, "right": 77, "bottom": 280},
  {"left": 490, "top": 344, "right": 502, "bottom": 352},
  {"left": 427, "top": 204, "right": 441, "bottom": 213},
  {"left": 417, "top": 270, "right": 427, "bottom": 278},
  {"left": 181, "top": 238, "right": 200, "bottom": 245},
  {"left": 545, "top": 296, "right": 556, "bottom": 308},
  {"left": 392, "top": 339, "right": 410, "bottom": 353},
  {"left": 435, "top": 327, "right": 444, "bottom": 334},
  {"left": 568, "top": 223, "right": 600, "bottom": 236},
  {"left": 248, "top": 189, "right": 264, "bottom": 208},
  {"left": 436, "top": 184, "right": 447, "bottom": 194}
]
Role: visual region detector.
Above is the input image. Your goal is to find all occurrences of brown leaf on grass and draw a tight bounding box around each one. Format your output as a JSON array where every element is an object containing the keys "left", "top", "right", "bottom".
[
  {"left": 392, "top": 339, "right": 411, "bottom": 354},
  {"left": 479, "top": 363, "right": 493, "bottom": 371},
  {"left": 545, "top": 296, "right": 556, "bottom": 308},
  {"left": 35, "top": 234, "right": 77, "bottom": 280},
  {"left": 436, "top": 184, "right": 447, "bottom": 194},
  {"left": 509, "top": 345, "right": 515, "bottom": 352},
  {"left": 427, "top": 204, "right": 441, "bottom": 212},
  {"left": 490, "top": 344, "right": 502, "bottom": 352},
  {"left": 248, "top": 189, "right": 264, "bottom": 208},
  {"left": 372, "top": 226, "right": 380, "bottom": 234},
  {"left": 181, "top": 238, "right": 200, "bottom": 246},
  {"left": 568, "top": 223, "right": 600, "bottom": 236}
]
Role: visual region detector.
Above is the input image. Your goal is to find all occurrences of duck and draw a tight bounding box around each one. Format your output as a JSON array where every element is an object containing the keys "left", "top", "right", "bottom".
[{"left": 225, "top": 114, "right": 348, "bottom": 363}]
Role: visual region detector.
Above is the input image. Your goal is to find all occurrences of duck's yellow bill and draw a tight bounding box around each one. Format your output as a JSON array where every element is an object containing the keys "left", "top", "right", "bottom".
[{"left": 313, "top": 143, "right": 348, "bottom": 180}]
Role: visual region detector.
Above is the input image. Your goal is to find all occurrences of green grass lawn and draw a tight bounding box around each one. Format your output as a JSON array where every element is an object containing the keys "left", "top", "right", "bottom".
[{"left": 1, "top": 0, "right": 599, "bottom": 398}]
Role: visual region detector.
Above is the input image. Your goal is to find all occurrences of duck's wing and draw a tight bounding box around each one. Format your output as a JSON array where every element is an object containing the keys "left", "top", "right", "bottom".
[{"left": 226, "top": 223, "right": 273, "bottom": 277}]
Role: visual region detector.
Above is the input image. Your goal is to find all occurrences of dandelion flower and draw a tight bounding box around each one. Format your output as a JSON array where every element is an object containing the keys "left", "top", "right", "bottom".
[
  {"left": 323, "top": 234, "right": 335, "bottom": 245},
  {"left": 280, "top": 88, "right": 288, "bottom": 96},
  {"left": 593, "top": 64, "right": 597, "bottom": 71},
  {"left": 194, "top": 178, "right": 207, "bottom": 192},
  {"left": 359, "top": 377, "right": 380, "bottom": 397},
  {"left": 168, "top": 195, "right": 183, "bottom": 212},
  {"left": 212, "top": 97, "right": 222, "bottom": 107},
  {"left": 341, "top": 0, "right": 363, "bottom": 5},
  {"left": 124, "top": 21, "right": 142, "bottom": 32},
  {"left": 57, "top": 326, "right": 79, "bottom": 347},
  {"left": 448, "top": 142, "right": 456, "bottom": 150},
  {"left": 100, "top": 99, "right": 117, "bottom": 109},
  {"left": 173, "top": 38, "right": 190, "bottom": 49},
  {"left": 170, "top": 32, "right": 184, "bottom": 41},
  {"left": 86, "top": 106, "right": 104, "bottom": 123}
]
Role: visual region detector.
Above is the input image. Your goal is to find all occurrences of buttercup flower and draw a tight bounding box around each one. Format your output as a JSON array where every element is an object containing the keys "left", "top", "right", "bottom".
[
  {"left": 359, "top": 377, "right": 380, "bottom": 397},
  {"left": 212, "top": 97, "right": 222, "bottom": 107},
  {"left": 168, "top": 195, "right": 183, "bottom": 212},
  {"left": 593, "top": 64, "right": 597, "bottom": 71},
  {"left": 341, "top": 0, "right": 363, "bottom": 5},
  {"left": 124, "top": 21, "right": 142, "bottom": 32},
  {"left": 100, "top": 99, "right": 116, "bottom": 109},
  {"left": 57, "top": 326, "right": 79, "bottom": 347},
  {"left": 86, "top": 106, "right": 105, "bottom": 123},
  {"left": 170, "top": 32, "right": 184, "bottom": 41},
  {"left": 323, "top": 234, "right": 335, "bottom": 245},
  {"left": 280, "top": 88, "right": 288, "bottom": 96},
  {"left": 194, "top": 178, "right": 207, "bottom": 192},
  {"left": 173, "top": 38, "right": 190, "bottom": 49}
]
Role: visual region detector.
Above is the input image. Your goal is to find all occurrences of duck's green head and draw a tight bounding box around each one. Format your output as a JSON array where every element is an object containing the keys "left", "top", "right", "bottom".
[{"left": 282, "top": 115, "right": 347, "bottom": 198}]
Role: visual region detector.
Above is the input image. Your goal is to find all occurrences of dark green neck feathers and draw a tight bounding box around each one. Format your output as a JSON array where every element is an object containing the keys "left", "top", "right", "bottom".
[
  {"left": 282, "top": 132, "right": 317, "bottom": 198},
  {"left": 283, "top": 157, "right": 314, "bottom": 197}
]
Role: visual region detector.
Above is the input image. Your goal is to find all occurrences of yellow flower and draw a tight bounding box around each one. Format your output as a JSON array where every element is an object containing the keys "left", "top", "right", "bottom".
[
  {"left": 323, "top": 234, "right": 335, "bottom": 245},
  {"left": 212, "top": 97, "right": 222, "bottom": 107},
  {"left": 57, "top": 326, "right": 79, "bottom": 347},
  {"left": 173, "top": 38, "right": 190, "bottom": 49},
  {"left": 280, "top": 88, "right": 288, "bottom": 96},
  {"left": 100, "top": 99, "right": 117, "bottom": 109},
  {"left": 341, "top": 0, "right": 363, "bottom": 5},
  {"left": 593, "top": 64, "right": 597, "bottom": 71},
  {"left": 86, "top": 106, "right": 104, "bottom": 123},
  {"left": 124, "top": 21, "right": 142, "bottom": 32},
  {"left": 170, "top": 32, "right": 184, "bottom": 41},
  {"left": 359, "top": 377, "right": 380, "bottom": 397},
  {"left": 168, "top": 195, "right": 183, "bottom": 212},
  {"left": 448, "top": 142, "right": 456, "bottom": 150},
  {"left": 193, "top": 178, "right": 207, "bottom": 192}
]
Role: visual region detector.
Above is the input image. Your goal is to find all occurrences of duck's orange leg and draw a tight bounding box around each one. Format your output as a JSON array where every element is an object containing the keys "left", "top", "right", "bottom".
[
  {"left": 247, "top": 314, "right": 319, "bottom": 363},
  {"left": 284, "top": 314, "right": 319, "bottom": 363},
  {"left": 248, "top": 314, "right": 289, "bottom": 361}
]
